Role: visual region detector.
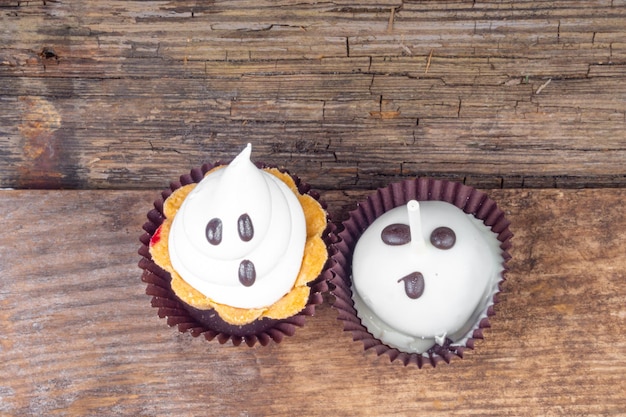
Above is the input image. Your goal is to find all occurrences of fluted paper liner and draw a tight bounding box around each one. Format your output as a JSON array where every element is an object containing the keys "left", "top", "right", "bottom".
[
  {"left": 329, "top": 178, "right": 512, "bottom": 367},
  {"left": 138, "top": 161, "right": 333, "bottom": 347}
]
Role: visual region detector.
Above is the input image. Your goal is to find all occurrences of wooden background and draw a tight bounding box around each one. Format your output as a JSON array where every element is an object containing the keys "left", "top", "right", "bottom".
[{"left": 1, "top": 1, "right": 625, "bottom": 416}]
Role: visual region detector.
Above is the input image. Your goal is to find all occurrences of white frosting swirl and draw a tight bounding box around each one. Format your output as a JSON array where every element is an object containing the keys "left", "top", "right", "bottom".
[
  {"left": 168, "top": 144, "right": 307, "bottom": 309},
  {"left": 352, "top": 201, "right": 503, "bottom": 354}
]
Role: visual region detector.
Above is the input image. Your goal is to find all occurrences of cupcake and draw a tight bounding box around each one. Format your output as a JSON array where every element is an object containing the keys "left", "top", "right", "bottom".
[
  {"left": 138, "top": 144, "right": 332, "bottom": 346},
  {"left": 330, "top": 178, "right": 512, "bottom": 367}
]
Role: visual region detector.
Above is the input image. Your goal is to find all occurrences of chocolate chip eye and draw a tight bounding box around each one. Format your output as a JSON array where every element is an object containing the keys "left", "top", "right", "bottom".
[
  {"left": 381, "top": 223, "right": 411, "bottom": 245},
  {"left": 430, "top": 226, "right": 456, "bottom": 249},
  {"left": 238, "top": 259, "right": 256, "bottom": 286},
  {"left": 238, "top": 213, "right": 254, "bottom": 242},
  {"left": 206, "top": 218, "right": 223, "bottom": 245}
]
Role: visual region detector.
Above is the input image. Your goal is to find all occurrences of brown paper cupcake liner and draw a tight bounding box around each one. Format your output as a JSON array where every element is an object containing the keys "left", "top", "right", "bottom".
[
  {"left": 329, "top": 177, "right": 512, "bottom": 367},
  {"left": 138, "top": 161, "right": 334, "bottom": 347}
]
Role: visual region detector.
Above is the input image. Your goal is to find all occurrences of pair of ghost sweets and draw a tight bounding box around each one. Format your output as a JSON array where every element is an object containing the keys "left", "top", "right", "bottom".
[{"left": 138, "top": 145, "right": 512, "bottom": 368}]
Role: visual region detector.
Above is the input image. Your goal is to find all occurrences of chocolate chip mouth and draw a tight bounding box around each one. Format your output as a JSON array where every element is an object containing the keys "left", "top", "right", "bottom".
[{"left": 397, "top": 271, "right": 425, "bottom": 299}]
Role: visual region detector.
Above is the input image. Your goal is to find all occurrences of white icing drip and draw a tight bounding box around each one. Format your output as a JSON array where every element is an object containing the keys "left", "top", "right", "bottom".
[
  {"left": 168, "top": 144, "right": 307, "bottom": 309},
  {"left": 351, "top": 201, "right": 503, "bottom": 354}
]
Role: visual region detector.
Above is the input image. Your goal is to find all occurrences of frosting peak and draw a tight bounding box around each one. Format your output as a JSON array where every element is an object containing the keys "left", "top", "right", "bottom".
[{"left": 168, "top": 144, "right": 307, "bottom": 309}]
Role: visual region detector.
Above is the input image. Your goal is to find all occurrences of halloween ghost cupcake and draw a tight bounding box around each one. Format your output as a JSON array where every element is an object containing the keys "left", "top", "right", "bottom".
[
  {"left": 139, "top": 144, "right": 332, "bottom": 346},
  {"left": 330, "top": 178, "right": 512, "bottom": 367}
]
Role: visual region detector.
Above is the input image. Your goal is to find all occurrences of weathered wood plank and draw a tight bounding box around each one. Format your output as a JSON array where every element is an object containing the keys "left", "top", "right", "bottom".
[
  {"left": 1, "top": 0, "right": 626, "bottom": 190},
  {"left": 0, "top": 188, "right": 625, "bottom": 416},
  {"left": 3, "top": 88, "right": 625, "bottom": 188}
]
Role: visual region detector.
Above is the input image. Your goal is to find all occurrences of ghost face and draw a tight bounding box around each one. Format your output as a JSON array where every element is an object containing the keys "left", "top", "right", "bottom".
[
  {"left": 204, "top": 212, "right": 257, "bottom": 286},
  {"left": 352, "top": 201, "right": 502, "bottom": 345},
  {"left": 167, "top": 145, "right": 307, "bottom": 309}
]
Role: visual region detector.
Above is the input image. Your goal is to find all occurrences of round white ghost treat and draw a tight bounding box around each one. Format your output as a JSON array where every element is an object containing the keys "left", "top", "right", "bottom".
[
  {"left": 168, "top": 144, "right": 307, "bottom": 309},
  {"left": 351, "top": 200, "right": 503, "bottom": 354}
]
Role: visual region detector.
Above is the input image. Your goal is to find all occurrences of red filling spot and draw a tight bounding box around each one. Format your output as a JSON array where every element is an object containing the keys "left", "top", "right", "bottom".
[{"left": 150, "top": 226, "right": 162, "bottom": 247}]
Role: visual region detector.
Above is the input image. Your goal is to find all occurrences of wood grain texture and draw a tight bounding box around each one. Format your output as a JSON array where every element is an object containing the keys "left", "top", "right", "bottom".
[
  {"left": 1, "top": 1, "right": 626, "bottom": 189},
  {"left": 1, "top": 2, "right": 626, "bottom": 415},
  {"left": 1, "top": 188, "right": 625, "bottom": 416}
]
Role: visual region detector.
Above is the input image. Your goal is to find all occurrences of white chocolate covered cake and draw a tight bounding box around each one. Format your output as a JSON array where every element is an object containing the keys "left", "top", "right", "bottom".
[
  {"left": 330, "top": 178, "right": 512, "bottom": 366},
  {"left": 351, "top": 200, "right": 504, "bottom": 354}
]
